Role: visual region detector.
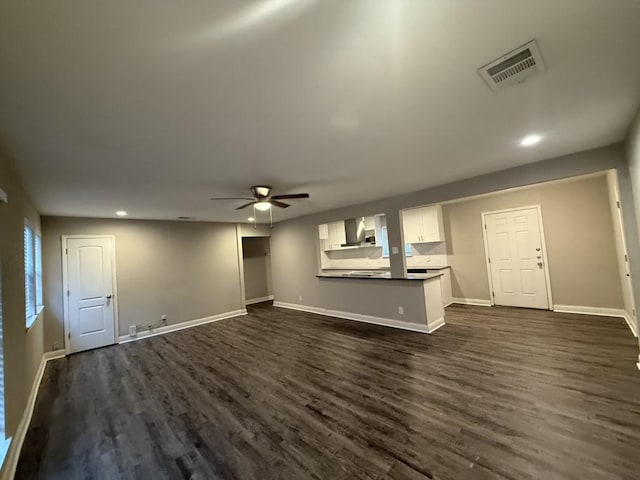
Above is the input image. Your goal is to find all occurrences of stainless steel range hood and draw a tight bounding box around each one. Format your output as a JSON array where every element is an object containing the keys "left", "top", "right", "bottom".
[{"left": 341, "top": 217, "right": 365, "bottom": 247}]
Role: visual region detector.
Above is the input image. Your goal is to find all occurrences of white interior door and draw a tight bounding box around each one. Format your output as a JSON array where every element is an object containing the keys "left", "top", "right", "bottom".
[
  {"left": 484, "top": 207, "right": 550, "bottom": 309},
  {"left": 65, "top": 237, "right": 117, "bottom": 354}
]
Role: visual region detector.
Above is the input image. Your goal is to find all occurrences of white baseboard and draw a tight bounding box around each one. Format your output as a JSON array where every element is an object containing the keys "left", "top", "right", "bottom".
[
  {"left": 118, "top": 309, "right": 247, "bottom": 344},
  {"left": 623, "top": 312, "right": 639, "bottom": 338},
  {"left": 553, "top": 305, "right": 639, "bottom": 337},
  {"left": 273, "top": 301, "right": 434, "bottom": 334},
  {"left": 245, "top": 295, "right": 274, "bottom": 305},
  {"left": 428, "top": 317, "right": 446, "bottom": 333},
  {"left": 1, "top": 349, "right": 66, "bottom": 480},
  {"left": 451, "top": 297, "right": 492, "bottom": 307},
  {"left": 553, "top": 305, "right": 625, "bottom": 318}
]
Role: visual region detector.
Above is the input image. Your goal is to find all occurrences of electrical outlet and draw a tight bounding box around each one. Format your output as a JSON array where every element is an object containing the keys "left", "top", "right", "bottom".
[
  {"left": 425, "top": 256, "right": 431, "bottom": 263},
  {"left": 398, "top": 306, "right": 404, "bottom": 315},
  {"left": 299, "top": 295, "right": 303, "bottom": 302},
  {"left": 161, "top": 314, "right": 167, "bottom": 322},
  {"left": 52, "top": 341, "right": 61, "bottom": 350},
  {"left": 129, "top": 325, "right": 137, "bottom": 337}
]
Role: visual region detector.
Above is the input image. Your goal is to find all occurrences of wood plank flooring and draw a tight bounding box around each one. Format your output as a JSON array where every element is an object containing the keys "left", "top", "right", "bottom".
[{"left": 16, "top": 303, "right": 640, "bottom": 480}]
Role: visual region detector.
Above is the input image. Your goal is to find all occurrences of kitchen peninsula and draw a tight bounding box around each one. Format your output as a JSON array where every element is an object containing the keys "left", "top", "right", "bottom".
[{"left": 315, "top": 270, "right": 446, "bottom": 333}]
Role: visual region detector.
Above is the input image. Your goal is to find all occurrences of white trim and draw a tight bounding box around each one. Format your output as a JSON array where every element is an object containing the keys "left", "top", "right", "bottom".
[
  {"left": 0, "top": 349, "right": 65, "bottom": 480},
  {"left": 62, "top": 235, "right": 119, "bottom": 355},
  {"left": 118, "top": 309, "right": 247, "bottom": 344},
  {"left": 245, "top": 295, "right": 274, "bottom": 305},
  {"left": 427, "top": 316, "right": 446, "bottom": 333},
  {"left": 552, "top": 305, "right": 627, "bottom": 318},
  {"left": 451, "top": 297, "right": 492, "bottom": 307},
  {"left": 481, "top": 205, "right": 554, "bottom": 309},
  {"left": 623, "top": 312, "right": 638, "bottom": 338},
  {"left": 273, "top": 301, "right": 436, "bottom": 333},
  {"left": 553, "top": 305, "right": 639, "bottom": 338}
]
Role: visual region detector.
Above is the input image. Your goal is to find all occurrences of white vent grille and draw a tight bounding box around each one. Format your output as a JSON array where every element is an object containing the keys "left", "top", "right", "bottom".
[{"left": 478, "top": 40, "right": 546, "bottom": 92}]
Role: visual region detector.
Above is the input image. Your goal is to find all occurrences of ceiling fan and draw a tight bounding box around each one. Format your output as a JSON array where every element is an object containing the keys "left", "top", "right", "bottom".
[{"left": 210, "top": 185, "right": 310, "bottom": 210}]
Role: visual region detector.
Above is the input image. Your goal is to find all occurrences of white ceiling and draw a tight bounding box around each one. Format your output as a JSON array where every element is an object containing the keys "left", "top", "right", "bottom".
[{"left": 1, "top": 1, "right": 639, "bottom": 223}]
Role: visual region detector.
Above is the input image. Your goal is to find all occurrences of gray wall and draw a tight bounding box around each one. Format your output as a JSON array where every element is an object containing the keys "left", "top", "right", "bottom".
[
  {"left": 442, "top": 174, "right": 623, "bottom": 307},
  {"left": 626, "top": 109, "right": 640, "bottom": 353},
  {"left": 271, "top": 144, "right": 639, "bottom": 322},
  {"left": 42, "top": 217, "right": 243, "bottom": 348},
  {"left": 242, "top": 237, "right": 272, "bottom": 301},
  {"left": 0, "top": 144, "right": 44, "bottom": 471}
]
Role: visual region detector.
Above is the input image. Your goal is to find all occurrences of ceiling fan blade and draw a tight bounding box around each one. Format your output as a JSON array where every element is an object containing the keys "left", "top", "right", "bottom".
[
  {"left": 270, "top": 200, "right": 291, "bottom": 208},
  {"left": 271, "top": 193, "right": 310, "bottom": 200},
  {"left": 235, "top": 201, "right": 257, "bottom": 210},
  {"left": 210, "top": 197, "right": 254, "bottom": 201}
]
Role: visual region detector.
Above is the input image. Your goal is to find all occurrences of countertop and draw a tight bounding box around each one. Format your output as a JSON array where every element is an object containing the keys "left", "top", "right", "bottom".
[
  {"left": 317, "top": 271, "right": 443, "bottom": 281},
  {"left": 408, "top": 265, "right": 450, "bottom": 270}
]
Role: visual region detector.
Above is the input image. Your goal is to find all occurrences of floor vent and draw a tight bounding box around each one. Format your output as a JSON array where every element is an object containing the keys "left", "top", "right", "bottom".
[{"left": 478, "top": 40, "right": 546, "bottom": 92}]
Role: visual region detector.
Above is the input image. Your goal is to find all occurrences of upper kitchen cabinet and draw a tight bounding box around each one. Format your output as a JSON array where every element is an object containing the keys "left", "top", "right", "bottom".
[
  {"left": 318, "top": 220, "right": 346, "bottom": 250},
  {"left": 402, "top": 205, "right": 445, "bottom": 243}
]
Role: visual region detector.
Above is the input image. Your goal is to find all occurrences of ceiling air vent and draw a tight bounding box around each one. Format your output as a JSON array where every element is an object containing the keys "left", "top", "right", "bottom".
[{"left": 478, "top": 40, "right": 545, "bottom": 92}]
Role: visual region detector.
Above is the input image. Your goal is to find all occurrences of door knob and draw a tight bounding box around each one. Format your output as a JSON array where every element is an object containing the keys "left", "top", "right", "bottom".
[
  {"left": 535, "top": 248, "right": 541, "bottom": 252},
  {"left": 106, "top": 294, "right": 113, "bottom": 299},
  {"left": 537, "top": 262, "right": 543, "bottom": 268}
]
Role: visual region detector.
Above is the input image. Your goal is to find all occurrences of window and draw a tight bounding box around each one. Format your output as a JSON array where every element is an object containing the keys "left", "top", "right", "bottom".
[
  {"left": 24, "top": 221, "right": 43, "bottom": 328},
  {"left": 381, "top": 227, "right": 412, "bottom": 258},
  {"left": 35, "top": 234, "right": 43, "bottom": 307}
]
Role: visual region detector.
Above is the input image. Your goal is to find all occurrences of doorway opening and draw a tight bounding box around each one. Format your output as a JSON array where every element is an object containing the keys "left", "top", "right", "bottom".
[{"left": 241, "top": 237, "right": 273, "bottom": 305}]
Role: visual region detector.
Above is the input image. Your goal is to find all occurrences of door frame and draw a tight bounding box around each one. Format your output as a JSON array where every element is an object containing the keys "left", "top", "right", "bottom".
[
  {"left": 481, "top": 205, "right": 554, "bottom": 309},
  {"left": 61, "top": 235, "right": 119, "bottom": 355}
]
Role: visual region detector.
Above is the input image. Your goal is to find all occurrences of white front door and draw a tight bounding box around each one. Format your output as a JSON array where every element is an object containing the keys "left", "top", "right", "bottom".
[
  {"left": 484, "top": 207, "right": 550, "bottom": 309},
  {"left": 65, "top": 237, "right": 117, "bottom": 354}
]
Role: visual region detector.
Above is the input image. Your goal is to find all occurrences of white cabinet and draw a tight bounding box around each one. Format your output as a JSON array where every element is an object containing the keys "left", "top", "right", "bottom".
[
  {"left": 427, "top": 267, "right": 453, "bottom": 307},
  {"left": 320, "top": 220, "right": 346, "bottom": 250},
  {"left": 364, "top": 216, "right": 376, "bottom": 231},
  {"left": 402, "top": 205, "right": 445, "bottom": 243}
]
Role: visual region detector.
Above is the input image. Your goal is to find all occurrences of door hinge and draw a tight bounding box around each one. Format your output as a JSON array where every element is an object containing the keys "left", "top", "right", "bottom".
[
  {"left": 625, "top": 254, "right": 628, "bottom": 262},
  {"left": 488, "top": 257, "right": 491, "bottom": 264},
  {"left": 484, "top": 224, "right": 487, "bottom": 230},
  {"left": 617, "top": 201, "right": 621, "bottom": 209},
  {"left": 492, "top": 291, "right": 495, "bottom": 297},
  {"left": 633, "top": 309, "right": 636, "bottom": 317},
  {"left": 65, "top": 248, "right": 68, "bottom": 255},
  {"left": 67, "top": 289, "right": 70, "bottom": 296},
  {"left": 68, "top": 332, "right": 70, "bottom": 340}
]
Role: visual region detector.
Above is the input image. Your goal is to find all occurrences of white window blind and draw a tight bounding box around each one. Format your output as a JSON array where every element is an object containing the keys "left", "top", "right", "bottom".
[
  {"left": 24, "top": 224, "right": 36, "bottom": 327},
  {"left": 35, "top": 234, "right": 43, "bottom": 308}
]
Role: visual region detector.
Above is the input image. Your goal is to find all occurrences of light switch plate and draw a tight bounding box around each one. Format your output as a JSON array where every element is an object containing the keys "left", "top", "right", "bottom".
[
  {"left": 0, "top": 187, "right": 7, "bottom": 204},
  {"left": 391, "top": 246, "right": 399, "bottom": 255}
]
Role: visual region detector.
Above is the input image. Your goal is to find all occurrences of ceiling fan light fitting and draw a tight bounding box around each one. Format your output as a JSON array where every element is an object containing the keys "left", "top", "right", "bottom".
[{"left": 255, "top": 201, "right": 271, "bottom": 211}]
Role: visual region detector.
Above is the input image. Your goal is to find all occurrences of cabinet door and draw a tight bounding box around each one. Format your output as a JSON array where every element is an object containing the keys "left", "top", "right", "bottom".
[
  {"left": 402, "top": 209, "right": 422, "bottom": 243},
  {"left": 364, "top": 216, "right": 375, "bottom": 231},
  {"left": 420, "top": 205, "right": 443, "bottom": 242},
  {"left": 328, "top": 221, "right": 345, "bottom": 249}
]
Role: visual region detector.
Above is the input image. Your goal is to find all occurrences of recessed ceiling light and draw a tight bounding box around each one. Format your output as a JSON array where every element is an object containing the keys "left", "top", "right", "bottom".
[
  {"left": 520, "top": 134, "right": 543, "bottom": 147},
  {"left": 248, "top": 217, "right": 255, "bottom": 222},
  {"left": 254, "top": 201, "right": 271, "bottom": 211},
  {"left": 116, "top": 210, "right": 127, "bottom": 216}
]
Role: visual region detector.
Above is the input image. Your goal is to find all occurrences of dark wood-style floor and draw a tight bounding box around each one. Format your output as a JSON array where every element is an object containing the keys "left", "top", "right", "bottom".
[{"left": 16, "top": 303, "right": 640, "bottom": 480}]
